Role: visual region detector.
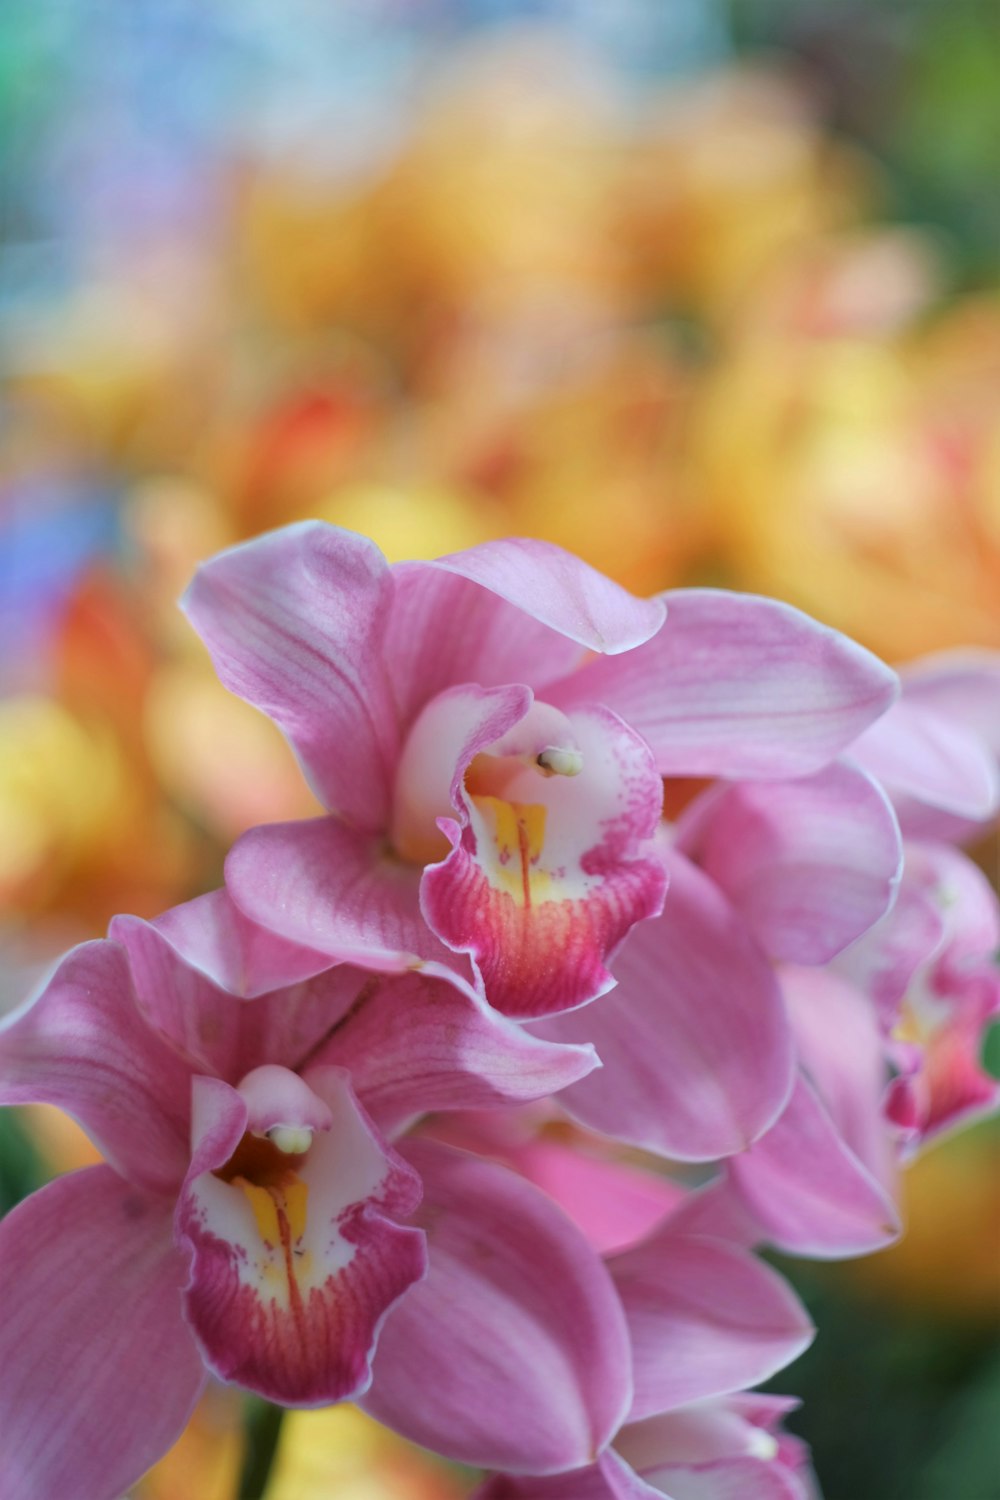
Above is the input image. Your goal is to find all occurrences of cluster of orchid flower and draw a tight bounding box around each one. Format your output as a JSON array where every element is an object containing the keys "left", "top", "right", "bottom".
[{"left": 1, "top": 524, "right": 998, "bottom": 1500}]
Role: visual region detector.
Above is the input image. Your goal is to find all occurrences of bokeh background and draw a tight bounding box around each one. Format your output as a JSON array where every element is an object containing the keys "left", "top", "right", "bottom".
[{"left": 1, "top": 2, "right": 998, "bottom": 1497}]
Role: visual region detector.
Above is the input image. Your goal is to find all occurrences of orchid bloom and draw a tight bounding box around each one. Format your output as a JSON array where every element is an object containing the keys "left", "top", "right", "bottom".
[
  {"left": 182, "top": 523, "right": 898, "bottom": 1020},
  {"left": 476, "top": 1396, "right": 813, "bottom": 1500},
  {"left": 818, "top": 654, "right": 1000, "bottom": 1149},
  {"left": 533, "top": 647, "right": 1000, "bottom": 1181},
  {"left": 671, "top": 858, "right": 996, "bottom": 1260},
  {"left": 0, "top": 890, "right": 634, "bottom": 1500},
  {"left": 838, "top": 840, "right": 1000, "bottom": 1152},
  {"left": 532, "top": 764, "right": 904, "bottom": 1165},
  {"left": 470, "top": 1195, "right": 816, "bottom": 1500}
]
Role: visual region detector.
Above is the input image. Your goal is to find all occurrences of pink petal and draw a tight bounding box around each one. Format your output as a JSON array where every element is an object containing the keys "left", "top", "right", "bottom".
[
  {"left": 537, "top": 851, "right": 794, "bottom": 1160},
  {"left": 181, "top": 522, "right": 400, "bottom": 827},
  {"left": 433, "top": 539, "right": 666, "bottom": 653},
  {"left": 177, "top": 1071, "right": 426, "bottom": 1405},
  {"left": 834, "top": 877, "right": 946, "bottom": 1028},
  {"left": 547, "top": 590, "right": 898, "bottom": 778},
  {"left": 780, "top": 965, "right": 897, "bottom": 1195},
  {"left": 111, "top": 910, "right": 365, "bottom": 1083},
  {"left": 315, "top": 966, "right": 598, "bottom": 1134},
  {"left": 636, "top": 1458, "right": 806, "bottom": 1500},
  {"left": 609, "top": 1233, "right": 813, "bottom": 1420},
  {"left": 387, "top": 541, "right": 665, "bottom": 724},
  {"left": 661, "top": 1180, "right": 763, "bottom": 1250},
  {"left": 474, "top": 1452, "right": 662, "bottom": 1500},
  {"left": 362, "top": 1140, "right": 633, "bottom": 1473},
  {"left": 422, "top": 703, "right": 667, "bottom": 1017},
  {"left": 386, "top": 566, "right": 585, "bottom": 729},
  {"left": 0, "top": 940, "right": 192, "bottom": 1193},
  {"left": 0, "top": 1166, "right": 204, "bottom": 1500},
  {"left": 850, "top": 698, "right": 999, "bottom": 822},
  {"left": 913, "top": 841, "right": 1000, "bottom": 959},
  {"left": 619, "top": 1402, "right": 786, "bottom": 1468},
  {"left": 728, "top": 1075, "right": 901, "bottom": 1258},
  {"left": 681, "top": 764, "right": 902, "bottom": 964},
  {"left": 896, "top": 1023, "right": 1000, "bottom": 1150},
  {"left": 226, "top": 815, "right": 459, "bottom": 973},
  {"left": 414, "top": 1113, "right": 684, "bottom": 1255},
  {"left": 619, "top": 1396, "right": 813, "bottom": 1497},
  {"left": 901, "top": 651, "right": 1000, "bottom": 758},
  {"left": 509, "top": 1142, "right": 686, "bottom": 1256},
  {"left": 148, "top": 887, "right": 335, "bottom": 997}
]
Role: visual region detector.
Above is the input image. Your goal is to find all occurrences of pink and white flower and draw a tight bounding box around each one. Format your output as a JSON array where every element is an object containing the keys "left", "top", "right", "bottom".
[
  {"left": 471, "top": 1196, "right": 816, "bottom": 1500},
  {"left": 182, "top": 523, "right": 898, "bottom": 1019},
  {"left": 839, "top": 840, "right": 1000, "bottom": 1152},
  {"left": 0, "top": 891, "right": 628, "bottom": 1499}
]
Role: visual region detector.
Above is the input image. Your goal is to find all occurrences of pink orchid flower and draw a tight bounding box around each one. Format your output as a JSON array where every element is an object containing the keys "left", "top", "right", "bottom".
[
  {"left": 692, "top": 841, "right": 999, "bottom": 1260},
  {"left": 0, "top": 891, "right": 632, "bottom": 1500},
  {"left": 477, "top": 1395, "right": 813, "bottom": 1500},
  {"left": 182, "top": 523, "right": 898, "bottom": 1019},
  {"left": 838, "top": 840, "right": 1000, "bottom": 1152},
  {"left": 529, "top": 647, "right": 992, "bottom": 1181},
  {"left": 470, "top": 1199, "right": 816, "bottom": 1500},
  {"left": 531, "top": 766, "right": 903, "bottom": 1165}
]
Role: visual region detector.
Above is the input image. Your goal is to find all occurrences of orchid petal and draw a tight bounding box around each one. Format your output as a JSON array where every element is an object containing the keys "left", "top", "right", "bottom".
[
  {"left": 609, "top": 1234, "right": 813, "bottom": 1420},
  {"left": 0, "top": 940, "right": 192, "bottom": 1193},
  {"left": 177, "top": 1071, "right": 425, "bottom": 1405},
  {"left": 900, "top": 650, "right": 1000, "bottom": 757},
  {"left": 147, "top": 887, "right": 335, "bottom": 997},
  {"left": 474, "top": 1451, "right": 664, "bottom": 1500},
  {"left": 111, "top": 911, "right": 364, "bottom": 1083},
  {"left": 386, "top": 565, "right": 585, "bottom": 728},
  {"left": 835, "top": 878, "right": 946, "bottom": 1027},
  {"left": 315, "top": 967, "right": 598, "bottom": 1135},
  {"left": 619, "top": 1398, "right": 812, "bottom": 1498},
  {"left": 422, "top": 703, "right": 667, "bottom": 1017},
  {"left": 850, "top": 698, "right": 999, "bottom": 821},
  {"left": 0, "top": 1167, "right": 204, "bottom": 1500},
  {"left": 634, "top": 1458, "right": 806, "bottom": 1500},
  {"left": 537, "top": 851, "right": 793, "bottom": 1160},
  {"left": 547, "top": 590, "right": 897, "bottom": 778},
  {"left": 182, "top": 522, "right": 399, "bottom": 826},
  {"left": 507, "top": 1141, "right": 686, "bottom": 1257},
  {"left": 226, "top": 815, "right": 458, "bottom": 973},
  {"left": 619, "top": 1403, "right": 785, "bottom": 1470},
  {"left": 433, "top": 539, "right": 667, "bottom": 653},
  {"left": 387, "top": 540, "right": 665, "bottom": 723},
  {"left": 414, "top": 1114, "right": 684, "bottom": 1255},
  {"left": 363, "top": 1140, "right": 632, "bottom": 1473},
  {"left": 780, "top": 965, "right": 897, "bottom": 1195},
  {"left": 728, "top": 1075, "right": 901, "bottom": 1258},
  {"left": 659, "top": 1180, "right": 763, "bottom": 1251},
  {"left": 911, "top": 841, "right": 1000, "bottom": 959},
  {"left": 680, "top": 764, "right": 902, "bottom": 964},
  {"left": 888, "top": 1024, "right": 1000, "bottom": 1151}
]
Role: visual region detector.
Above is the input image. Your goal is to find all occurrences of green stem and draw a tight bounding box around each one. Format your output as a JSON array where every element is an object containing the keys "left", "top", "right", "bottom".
[{"left": 237, "top": 1399, "right": 285, "bottom": 1500}]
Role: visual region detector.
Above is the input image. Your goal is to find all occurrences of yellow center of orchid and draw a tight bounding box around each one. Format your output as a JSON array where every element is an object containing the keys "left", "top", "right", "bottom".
[
  {"left": 239, "top": 1176, "right": 310, "bottom": 1247},
  {"left": 464, "top": 750, "right": 558, "bottom": 906},
  {"left": 215, "top": 1129, "right": 312, "bottom": 1263},
  {"left": 470, "top": 794, "right": 549, "bottom": 906}
]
